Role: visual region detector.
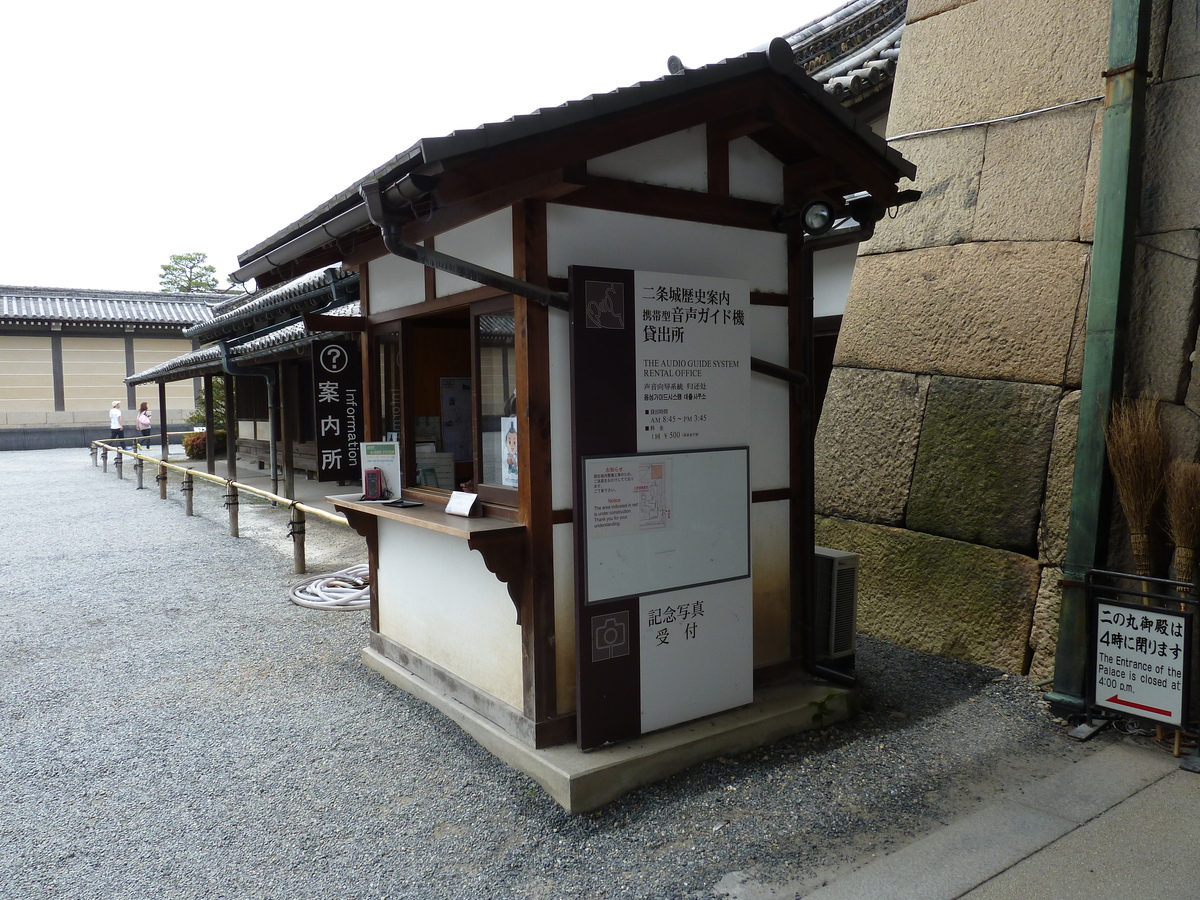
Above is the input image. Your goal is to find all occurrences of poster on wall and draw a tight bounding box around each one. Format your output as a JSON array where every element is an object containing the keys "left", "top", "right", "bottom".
[
  {"left": 570, "top": 265, "right": 754, "bottom": 750},
  {"left": 312, "top": 339, "right": 362, "bottom": 484},
  {"left": 500, "top": 415, "right": 519, "bottom": 487},
  {"left": 440, "top": 377, "right": 472, "bottom": 464}
]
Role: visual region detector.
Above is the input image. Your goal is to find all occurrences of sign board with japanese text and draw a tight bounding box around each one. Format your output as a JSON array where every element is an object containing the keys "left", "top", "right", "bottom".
[
  {"left": 1092, "top": 599, "right": 1192, "bottom": 727},
  {"left": 582, "top": 448, "right": 750, "bottom": 604},
  {"left": 570, "top": 265, "right": 753, "bottom": 749},
  {"left": 312, "top": 339, "right": 362, "bottom": 484}
]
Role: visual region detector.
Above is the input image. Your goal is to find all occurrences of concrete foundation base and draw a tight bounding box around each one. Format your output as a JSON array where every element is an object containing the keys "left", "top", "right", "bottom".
[{"left": 362, "top": 646, "right": 856, "bottom": 812}]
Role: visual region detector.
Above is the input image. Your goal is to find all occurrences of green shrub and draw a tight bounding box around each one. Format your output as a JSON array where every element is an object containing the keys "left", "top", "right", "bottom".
[{"left": 182, "top": 430, "right": 227, "bottom": 460}]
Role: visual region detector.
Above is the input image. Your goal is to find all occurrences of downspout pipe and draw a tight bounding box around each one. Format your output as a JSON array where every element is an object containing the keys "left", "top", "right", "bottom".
[
  {"left": 359, "top": 181, "right": 570, "bottom": 311},
  {"left": 219, "top": 340, "right": 281, "bottom": 497},
  {"left": 1047, "top": 0, "right": 1151, "bottom": 714}
]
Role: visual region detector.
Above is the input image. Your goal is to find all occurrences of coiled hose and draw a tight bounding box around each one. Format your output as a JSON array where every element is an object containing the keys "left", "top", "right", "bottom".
[{"left": 289, "top": 563, "right": 370, "bottom": 611}]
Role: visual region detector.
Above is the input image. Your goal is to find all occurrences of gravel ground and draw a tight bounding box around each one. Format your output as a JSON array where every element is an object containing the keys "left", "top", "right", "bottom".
[{"left": 1, "top": 448, "right": 1126, "bottom": 900}]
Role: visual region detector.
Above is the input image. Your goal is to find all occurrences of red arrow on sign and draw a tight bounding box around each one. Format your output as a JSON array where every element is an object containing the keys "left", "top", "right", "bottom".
[{"left": 1106, "top": 695, "right": 1173, "bottom": 718}]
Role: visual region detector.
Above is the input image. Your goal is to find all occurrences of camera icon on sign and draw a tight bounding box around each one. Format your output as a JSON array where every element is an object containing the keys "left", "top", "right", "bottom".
[{"left": 591, "top": 612, "right": 630, "bottom": 661}]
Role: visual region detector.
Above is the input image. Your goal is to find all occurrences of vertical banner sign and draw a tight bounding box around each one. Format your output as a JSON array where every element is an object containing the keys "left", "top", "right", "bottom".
[
  {"left": 1092, "top": 600, "right": 1191, "bottom": 727},
  {"left": 312, "top": 339, "right": 362, "bottom": 484},
  {"left": 571, "top": 266, "right": 752, "bottom": 750}
]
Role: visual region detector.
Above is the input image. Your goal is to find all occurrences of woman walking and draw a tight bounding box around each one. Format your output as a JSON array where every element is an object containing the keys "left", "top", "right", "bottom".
[{"left": 137, "top": 402, "right": 152, "bottom": 442}]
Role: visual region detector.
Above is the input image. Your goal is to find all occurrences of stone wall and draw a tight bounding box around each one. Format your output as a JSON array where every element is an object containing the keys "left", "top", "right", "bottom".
[{"left": 814, "top": 0, "right": 1114, "bottom": 675}]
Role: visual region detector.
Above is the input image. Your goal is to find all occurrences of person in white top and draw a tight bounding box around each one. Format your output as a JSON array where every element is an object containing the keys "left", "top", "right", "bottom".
[{"left": 109, "top": 401, "right": 123, "bottom": 439}]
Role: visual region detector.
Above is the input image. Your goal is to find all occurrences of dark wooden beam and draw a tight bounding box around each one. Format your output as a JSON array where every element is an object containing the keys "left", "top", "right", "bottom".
[{"left": 553, "top": 175, "right": 779, "bottom": 231}]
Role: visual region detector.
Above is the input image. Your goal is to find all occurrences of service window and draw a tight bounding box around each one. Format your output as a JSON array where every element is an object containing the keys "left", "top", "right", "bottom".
[{"left": 375, "top": 296, "right": 517, "bottom": 508}]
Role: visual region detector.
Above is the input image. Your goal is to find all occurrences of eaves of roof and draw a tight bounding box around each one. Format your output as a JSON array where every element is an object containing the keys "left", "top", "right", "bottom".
[
  {"left": 0, "top": 285, "right": 220, "bottom": 328},
  {"left": 184, "top": 268, "right": 359, "bottom": 344},
  {"left": 127, "top": 301, "right": 362, "bottom": 385},
  {"left": 236, "top": 31, "right": 912, "bottom": 278}
]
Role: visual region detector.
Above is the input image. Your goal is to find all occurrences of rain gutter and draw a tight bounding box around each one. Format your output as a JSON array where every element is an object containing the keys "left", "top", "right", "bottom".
[
  {"left": 219, "top": 340, "right": 281, "bottom": 497},
  {"left": 1047, "top": 0, "right": 1152, "bottom": 713},
  {"left": 358, "top": 181, "right": 570, "bottom": 311}
]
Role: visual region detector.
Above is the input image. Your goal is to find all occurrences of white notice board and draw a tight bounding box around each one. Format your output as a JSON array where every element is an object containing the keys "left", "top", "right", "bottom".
[
  {"left": 1094, "top": 600, "right": 1191, "bottom": 727},
  {"left": 583, "top": 447, "right": 749, "bottom": 604}
]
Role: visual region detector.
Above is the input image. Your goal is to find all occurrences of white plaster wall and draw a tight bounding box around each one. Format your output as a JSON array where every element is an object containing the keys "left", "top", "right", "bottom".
[
  {"left": 750, "top": 305, "right": 791, "bottom": 490},
  {"left": 813, "top": 242, "right": 859, "bottom": 318},
  {"left": 587, "top": 127, "right": 708, "bottom": 191},
  {"left": 376, "top": 520, "right": 523, "bottom": 709},
  {"left": 546, "top": 206, "right": 788, "bottom": 292},
  {"left": 553, "top": 521, "right": 577, "bottom": 713},
  {"left": 434, "top": 209, "right": 514, "bottom": 297},
  {"left": 728, "top": 135, "right": 785, "bottom": 203},
  {"left": 368, "top": 253, "right": 427, "bottom": 314}
]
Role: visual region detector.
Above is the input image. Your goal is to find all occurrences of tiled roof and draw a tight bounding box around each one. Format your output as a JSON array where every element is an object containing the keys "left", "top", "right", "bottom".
[
  {"left": 237, "top": 24, "right": 911, "bottom": 274},
  {"left": 126, "top": 301, "right": 361, "bottom": 385},
  {"left": 185, "top": 268, "right": 359, "bottom": 343},
  {"left": 789, "top": 0, "right": 904, "bottom": 104},
  {"left": 0, "top": 285, "right": 220, "bottom": 328}
]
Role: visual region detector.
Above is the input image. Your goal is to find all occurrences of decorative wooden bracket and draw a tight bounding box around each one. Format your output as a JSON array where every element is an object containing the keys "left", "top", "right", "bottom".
[{"left": 468, "top": 530, "right": 529, "bottom": 623}]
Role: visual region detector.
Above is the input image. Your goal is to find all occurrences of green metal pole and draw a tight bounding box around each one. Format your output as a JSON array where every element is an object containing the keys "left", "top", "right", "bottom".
[{"left": 1047, "top": 0, "right": 1151, "bottom": 713}]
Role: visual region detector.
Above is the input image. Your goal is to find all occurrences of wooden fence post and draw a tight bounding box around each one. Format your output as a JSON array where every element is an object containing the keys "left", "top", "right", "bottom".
[
  {"left": 226, "top": 482, "right": 239, "bottom": 537},
  {"left": 101, "top": 447, "right": 108, "bottom": 473},
  {"left": 158, "top": 463, "right": 168, "bottom": 500},
  {"left": 290, "top": 504, "right": 306, "bottom": 575},
  {"left": 114, "top": 450, "right": 123, "bottom": 479},
  {"left": 183, "top": 471, "right": 194, "bottom": 516}
]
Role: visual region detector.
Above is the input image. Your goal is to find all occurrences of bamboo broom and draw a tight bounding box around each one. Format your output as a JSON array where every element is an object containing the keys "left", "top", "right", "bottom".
[
  {"left": 1105, "top": 396, "right": 1166, "bottom": 579},
  {"left": 1165, "top": 458, "right": 1200, "bottom": 595}
]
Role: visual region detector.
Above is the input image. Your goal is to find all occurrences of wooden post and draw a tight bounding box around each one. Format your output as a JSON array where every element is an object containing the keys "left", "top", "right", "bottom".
[
  {"left": 204, "top": 373, "right": 216, "bottom": 476},
  {"left": 114, "top": 450, "right": 123, "bottom": 480},
  {"left": 101, "top": 446, "right": 108, "bottom": 472},
  {"left": 91, "top": 443, "right": 97, "bottom": 466},
  {"left": 291, "top": 504, "right": 306, "bottom": 574},
  {"left": 135, "top": 454, "right": 145, "bottom": 490},
  {"left": 183, "top": 471, "right": 194, "bottom": 516},
  {"left": 158, "top": 463, "right": 168, "bottom": 500},
  {"left": 226, "top": 482, "right": 239, "bottom": 537},
  {"left": 224, "top": 373, "right": 238, "bottom": 484},
  {"left": 158, "top": 380, "right": 168, "bottom": 461},
  {"left": 281, "top": 361, "right": 296, "bottom": 501}
]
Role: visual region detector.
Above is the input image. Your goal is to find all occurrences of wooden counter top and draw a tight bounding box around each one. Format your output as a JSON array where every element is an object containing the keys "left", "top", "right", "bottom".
[{"left": 326, "top": 493, "right": 524, "bottom": 539}]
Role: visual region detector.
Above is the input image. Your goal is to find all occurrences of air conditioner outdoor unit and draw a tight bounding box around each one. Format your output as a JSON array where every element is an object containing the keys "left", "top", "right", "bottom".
[{"left": 814, "top": 546, "right": 859, "bottom": 660}]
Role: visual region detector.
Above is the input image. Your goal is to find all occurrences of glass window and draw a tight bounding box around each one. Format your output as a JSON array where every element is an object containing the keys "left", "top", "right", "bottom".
[{"left": 476, "top": 309, "right": 517, "bottom": 491}]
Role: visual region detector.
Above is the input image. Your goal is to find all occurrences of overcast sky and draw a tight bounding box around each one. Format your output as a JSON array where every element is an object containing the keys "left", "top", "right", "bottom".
[{"left": 1, "top": 0, "right": 842, "bottom": 293}]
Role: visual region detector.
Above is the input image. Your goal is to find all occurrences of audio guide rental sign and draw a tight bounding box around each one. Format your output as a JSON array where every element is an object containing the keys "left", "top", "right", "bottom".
[{"left": 570, "top": 265, "right": 752, "bottom": 750}]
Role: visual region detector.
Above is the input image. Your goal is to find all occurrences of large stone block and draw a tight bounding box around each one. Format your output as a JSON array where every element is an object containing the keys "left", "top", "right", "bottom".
[
  {"left": 814, "top": 515, "right": 1040, "bottom": 672},
  {"left": 836, "top": 242, "right": 1090, "bottom": 385},
  {"left": 1141, "top": 77, "right": 1200, "bottom": 234},
  {"left": 906, "top": 0, "right": 981, "bottom": 21},
  {"left": 1079, "top": 112, "right": 1103, "bottom": 243},
  {"left": 1160, "top": 401, "right": 1200, "bottom": 465},
  {"left": 887, "top": 0, "right": 1110, "bottom": 137},
  {"left": 1027, "top": 566, "right": 1062, "bottom": 682},
  {"left": 814, "top": 368, "right": 930, "bottom": 525},
  {"left": 1124, "top": 230, "right": 1200, "bottom": 404},
  {"left": 908, "top": 376, "right": 1061, "bottom": 554},
  {"left": 1161, "top": 0, "right": 1200, "bottom": 81},
  {"left": 1040, "top": 391, "right": 1080, "bottom": 566},
  {"left": 862, "top": 128, "right": 985, "bottom": 255},
  {"left": 972, "top": 103, "right": 1098, "bottom": 243}
]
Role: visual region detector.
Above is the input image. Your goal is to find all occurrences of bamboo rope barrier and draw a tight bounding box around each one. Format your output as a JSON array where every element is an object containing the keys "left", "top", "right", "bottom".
[{"left": 91, "top": 440, "right": 351, "bottom": 575}]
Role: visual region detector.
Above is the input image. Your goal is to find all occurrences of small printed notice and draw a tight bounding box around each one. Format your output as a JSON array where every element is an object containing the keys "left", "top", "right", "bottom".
[
  {"left": 445, "top": 490, "right": 480, "bottom": 518},
  {"left": 586, "top": 458, "right": 671, "bottom": 538},
  {"left": 1094, "top": 600, "right": 1191, "bottom": 726}
]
